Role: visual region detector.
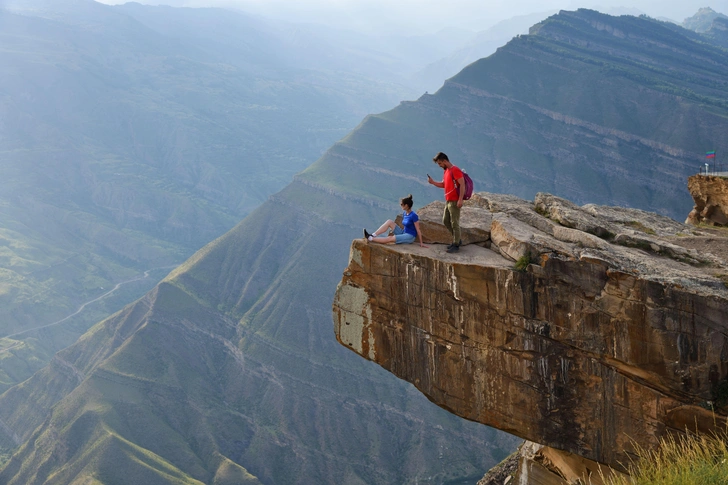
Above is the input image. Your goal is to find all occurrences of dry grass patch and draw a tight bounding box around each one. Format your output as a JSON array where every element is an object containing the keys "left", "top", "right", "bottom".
[{"left": 608, "top": 432, "right": 728, "bottom": 485}]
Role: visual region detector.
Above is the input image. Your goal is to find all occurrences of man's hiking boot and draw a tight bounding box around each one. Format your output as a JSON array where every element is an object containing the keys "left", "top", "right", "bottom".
[
  {"left": 364, "top": 229, "right": 372, "bottom": 239},
  {"left": 446, "top": 241, "right": 461, "bottom": 253}
]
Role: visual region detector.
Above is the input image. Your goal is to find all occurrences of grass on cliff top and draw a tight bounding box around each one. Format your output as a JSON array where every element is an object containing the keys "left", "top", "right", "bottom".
[{"left": 608, "top": 432, "right": 728, "bottom": 485}]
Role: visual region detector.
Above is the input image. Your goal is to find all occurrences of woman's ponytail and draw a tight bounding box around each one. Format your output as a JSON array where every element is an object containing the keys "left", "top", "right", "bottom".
[{"left": 400, "top": 194, "right": 413, "bottom": 209}]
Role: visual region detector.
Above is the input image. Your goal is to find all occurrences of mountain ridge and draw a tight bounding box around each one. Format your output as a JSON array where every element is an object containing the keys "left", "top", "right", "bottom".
[
  {"left": 297, "top": 8, "right": 728, "bottom": 223},
  {"left": 0, "top": 0, "right": 429, "bottom": 393},
  {"left": 682, "top": 6, "right": 728, "bottom": 33}
]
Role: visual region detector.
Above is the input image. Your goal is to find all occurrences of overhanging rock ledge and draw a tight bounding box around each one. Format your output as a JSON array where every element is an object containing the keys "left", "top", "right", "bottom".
[{"left": 333, "top": 192, "right": 728, "bottom": 472}]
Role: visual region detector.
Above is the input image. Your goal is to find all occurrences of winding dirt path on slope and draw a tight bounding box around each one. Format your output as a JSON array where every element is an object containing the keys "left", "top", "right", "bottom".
[{"left": 0, "top": 265, "right": 176, "bottom": 352}]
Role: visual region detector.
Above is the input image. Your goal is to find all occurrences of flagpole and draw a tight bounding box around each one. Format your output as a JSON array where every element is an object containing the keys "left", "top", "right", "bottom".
[{"left": 706, "top": 150, "right": 717, "bottom": 175}]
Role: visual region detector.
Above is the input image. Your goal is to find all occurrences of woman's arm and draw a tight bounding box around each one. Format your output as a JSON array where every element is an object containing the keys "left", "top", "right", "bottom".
[{"left": 414, "top": 221, "right": 428, "bottom": 248}]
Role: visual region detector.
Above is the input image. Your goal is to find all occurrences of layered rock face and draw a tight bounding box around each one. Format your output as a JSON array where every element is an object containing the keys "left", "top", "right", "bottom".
[
  {"left": 333, "top": 192, "right": 728, "bottom": 472},
  {"left": 687, "top": 174, "right": 728, "bottom": 226}
]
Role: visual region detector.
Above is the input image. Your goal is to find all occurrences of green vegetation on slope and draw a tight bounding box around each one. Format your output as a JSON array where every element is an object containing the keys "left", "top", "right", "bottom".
[
  {"left": 702, "top": 16, "right": 728, "bottom": 48},
  {"left": 0, "top": 0, "right": 418, "bottom": 390}
]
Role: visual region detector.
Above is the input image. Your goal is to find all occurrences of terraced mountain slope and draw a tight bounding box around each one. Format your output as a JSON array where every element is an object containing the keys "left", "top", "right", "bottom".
[
  {"left": 413, "top": 10, "right": 557, "bottom": 93},
  {"left": 0, "top": 188, "right": 518, "bottom": 484},
  {"left": 298, "top": 9, "right": 728, "bottom": 223},
  {"left": 0, "top": 0, "right": 421, "bottom": 391}
]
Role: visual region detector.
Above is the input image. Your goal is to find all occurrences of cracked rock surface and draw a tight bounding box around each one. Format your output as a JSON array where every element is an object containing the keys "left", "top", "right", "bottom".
[{"left": 333, "top": 192, "right": 728, "bottom": 471}]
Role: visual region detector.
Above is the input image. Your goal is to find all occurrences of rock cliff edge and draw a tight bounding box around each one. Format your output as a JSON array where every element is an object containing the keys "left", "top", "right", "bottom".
[
  {"left": 687, "top": 174, "right": 728, "bottom": 226},
  {"left": 333, "top": 192, "right": 728, "bottom": 475}
]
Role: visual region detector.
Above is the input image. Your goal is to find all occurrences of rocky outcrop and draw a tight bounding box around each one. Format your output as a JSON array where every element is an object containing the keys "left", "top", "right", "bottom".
[
  {"left": 394, "top": 200, "right": 492, "bottom": 246},
  {"left": 479, "top": 441, "right": 626, "bottom": 485},
  {"left": 333, "top": 192, "right": 728, "bottom": 473},
  {"left": 687, "top": 174, "right": 728, "bottom": 226}
]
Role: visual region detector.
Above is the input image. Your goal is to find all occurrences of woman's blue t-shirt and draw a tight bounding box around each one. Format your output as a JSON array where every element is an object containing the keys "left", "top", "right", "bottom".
[{"left": 402, "top": 211, "right": 419, "bottom": 237}]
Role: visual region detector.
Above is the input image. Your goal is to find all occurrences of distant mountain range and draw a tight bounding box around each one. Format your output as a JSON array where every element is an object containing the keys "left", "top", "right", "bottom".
[
  {"left": 0, "top": 0, "right": 544, "bottom": 395},
  {"left": 0, "top": 0, "right": 490, "bottom": 392},
  {"left": 2, "top": 6, "right": 728, "bottom": 484},
  {"left": 682, "top": 6, "right": 728, "bottom": 32},
  {"left": 300, "top": 8, "right": 728, "bottom": 221},
  {"left": 682, "top": 7, "right": 728, "bottom": 47}
]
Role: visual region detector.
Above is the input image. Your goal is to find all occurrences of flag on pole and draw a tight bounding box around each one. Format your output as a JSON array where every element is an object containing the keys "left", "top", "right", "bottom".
[{"left": 706, "top": 151, "right": 716, "bottom": 158}]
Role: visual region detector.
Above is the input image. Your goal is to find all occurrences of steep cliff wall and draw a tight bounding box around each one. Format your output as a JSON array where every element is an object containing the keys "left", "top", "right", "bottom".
[
  {"left": 333, "top": 192, "right": 728, "bottom": 472},
  {"left": 687, "top": 174, "right": 728, "bottom": 226}
]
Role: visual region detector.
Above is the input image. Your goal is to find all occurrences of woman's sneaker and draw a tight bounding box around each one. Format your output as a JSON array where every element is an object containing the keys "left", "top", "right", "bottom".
[{"left": 364, "top": 229, "right": 372, "bottom": 239}]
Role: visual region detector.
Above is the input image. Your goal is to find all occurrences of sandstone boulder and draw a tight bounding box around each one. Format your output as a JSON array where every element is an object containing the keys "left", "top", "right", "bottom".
[
  {"left": 478, "top": 441, "right": 627, "bottom": 485},
  {"left": 687, "top": 175, "right": 728, "bottom": 226}
]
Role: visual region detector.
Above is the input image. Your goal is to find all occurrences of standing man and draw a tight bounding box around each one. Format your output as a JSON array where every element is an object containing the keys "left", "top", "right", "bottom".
[{"left": 427, "top": 152, "right": 465, "bottom": 253}]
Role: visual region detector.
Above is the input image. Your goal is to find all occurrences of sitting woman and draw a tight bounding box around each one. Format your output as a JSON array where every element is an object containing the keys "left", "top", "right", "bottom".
[{"left": 364, "top": 194, "right": 427, "bottom": 248}]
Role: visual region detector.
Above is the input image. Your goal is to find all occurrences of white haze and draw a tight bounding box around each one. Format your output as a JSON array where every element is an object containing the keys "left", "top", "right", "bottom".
[{"left": 94, "top": 0, "right": 728, "bottom": 34}]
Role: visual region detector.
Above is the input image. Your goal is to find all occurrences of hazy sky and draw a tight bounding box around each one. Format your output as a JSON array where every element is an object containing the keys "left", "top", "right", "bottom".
[{"left": 96, "top": 0, "right": 728, "bottom": 33}]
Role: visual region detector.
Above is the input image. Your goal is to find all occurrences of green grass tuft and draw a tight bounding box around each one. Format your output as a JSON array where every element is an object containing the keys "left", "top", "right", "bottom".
[
  {"left": 625, "top": 221, "right": 657, "bottom": 235},
  {"left": 608, "top": 432, "right": 728, "bottom": 485},
  {"left": 514, "top": 256, "right": 532, "bottom": 272}
]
